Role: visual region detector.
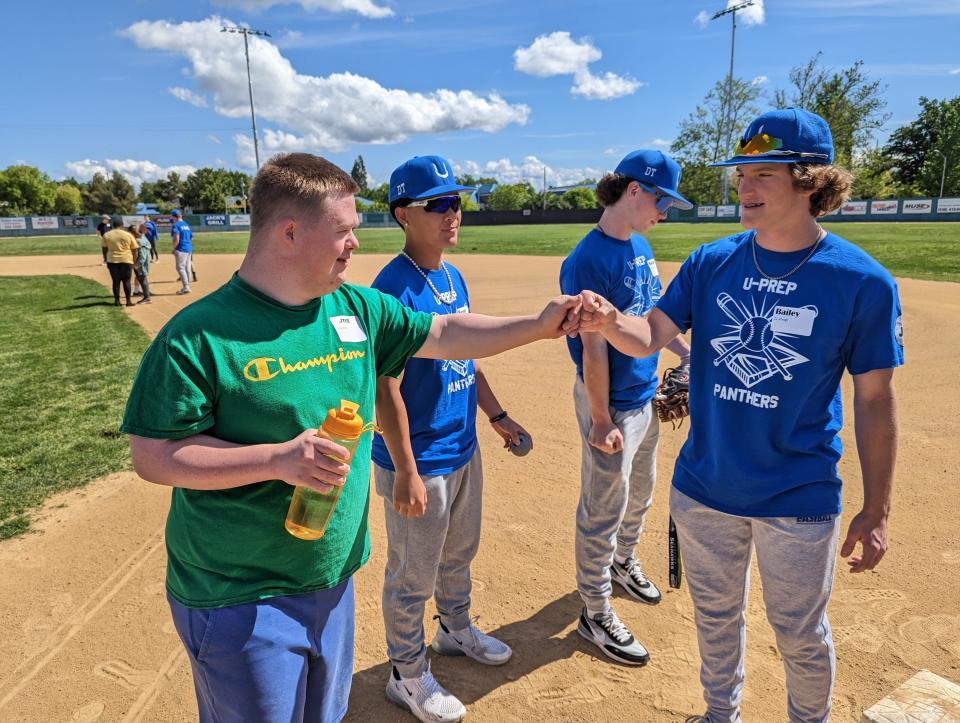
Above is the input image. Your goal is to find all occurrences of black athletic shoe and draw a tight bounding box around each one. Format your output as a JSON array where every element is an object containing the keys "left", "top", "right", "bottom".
[
  {"left": 612, "top": 556, "right": 662, "bottom": 605},
  {"left": 577, "top": 608, "right": 649, "bottom": 666}
]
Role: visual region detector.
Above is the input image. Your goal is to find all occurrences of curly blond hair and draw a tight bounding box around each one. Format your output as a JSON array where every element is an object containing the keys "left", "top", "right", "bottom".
[{"left": 790, "top": 163, "right": 853, "bottom": 217}]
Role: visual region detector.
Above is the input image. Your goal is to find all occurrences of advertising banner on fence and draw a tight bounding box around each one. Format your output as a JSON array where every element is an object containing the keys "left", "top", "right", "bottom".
[
  {"left": 62, "top": 216, "right": 89, "bottom": 228},
  {"left": 936, "top": 198, "right": 960, "bottom": 213},
  {"left": 121, "top": 215, "right": 145, "bottom": 227},
  {"left": 31, "top": 216, "right": 59, "bottom": 229},
  {"left": 716, "top": 205, "right": 737, "bottom": 218},
  {"left": 205, "top": 215, "right": 227, "bottom": 226},
  {"left": 225, "top": 195, "right": 246, "bottom": 212},
  {"left": 697, "top": 206, "right": 716, "bottom": 218},
  {"left": 228, "top": 214, "right": 251, "bottom": 226},
  {"left": 155, "top": 215, "right": 174, "bottom": 226},
  {"left": 0, "top": 218, "right": 27, "bottom": 230},
  {"left": 841, "top": 201, "right": 868, "bottom": 215},
  {"left": 871, "top": 200, "right": 899, "bottom": 215},
  {"left": 903, "top": 199, "right": 932, "bottom": 214}
]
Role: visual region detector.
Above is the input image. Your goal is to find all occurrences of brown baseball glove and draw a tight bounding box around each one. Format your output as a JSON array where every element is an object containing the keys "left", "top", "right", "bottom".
[{"left": 653, "top": 365, "right": 690, "bottom": 428}]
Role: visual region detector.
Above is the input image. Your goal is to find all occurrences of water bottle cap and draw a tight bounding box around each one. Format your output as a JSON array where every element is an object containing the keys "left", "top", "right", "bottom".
[{"left": 322, "top": 400, "right": 364, "bottom": 439}]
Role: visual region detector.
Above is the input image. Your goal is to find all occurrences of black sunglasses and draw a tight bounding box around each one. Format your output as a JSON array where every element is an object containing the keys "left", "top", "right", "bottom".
[{"left": 407, "top": 196, "right": 462, "bottom": 214}]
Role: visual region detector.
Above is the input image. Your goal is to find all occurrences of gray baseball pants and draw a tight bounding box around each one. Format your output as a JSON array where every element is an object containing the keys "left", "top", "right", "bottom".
[
  {"left": 374, "top": 449, "right": 483, "bottom": 679},
  {"left": 670, "top": 486, "right": 841, "bottom": 723},
  {"left": 573, "top": 377, "right": 659, "bottom": 614}
]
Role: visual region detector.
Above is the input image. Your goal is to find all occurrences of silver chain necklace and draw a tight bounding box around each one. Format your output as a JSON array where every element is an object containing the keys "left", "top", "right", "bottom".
[
  {"left": 400, "top": 250, "right": 456, "bottom": 305},
  {"left": 751, "top": 228, "right": 824, "bottom": 281}
]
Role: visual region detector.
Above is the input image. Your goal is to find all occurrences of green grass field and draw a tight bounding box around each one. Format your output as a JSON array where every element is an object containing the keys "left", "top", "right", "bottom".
[
  {"left": 2, "top": 222, "right": 958, "bottom": 281},
  {"left": 0, "top": 276, "right": 149, "bottom": 539}
]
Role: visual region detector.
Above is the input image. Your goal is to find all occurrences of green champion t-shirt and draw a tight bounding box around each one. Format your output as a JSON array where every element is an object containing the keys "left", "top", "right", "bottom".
[{"left": 121, "top": 274, "right": 432, "bottom": 608}]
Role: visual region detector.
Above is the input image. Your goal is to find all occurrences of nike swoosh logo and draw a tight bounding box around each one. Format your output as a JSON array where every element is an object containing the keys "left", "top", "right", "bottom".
[
  {"left": 404, "top": 685, "right": 413, "bottom": 695},
  {"left": 453, "top": 636, "right": 463, "bottom": 645}
]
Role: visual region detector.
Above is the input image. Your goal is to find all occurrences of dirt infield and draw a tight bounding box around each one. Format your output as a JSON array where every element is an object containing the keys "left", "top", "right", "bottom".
[{"left": 0, "top": 253, "right": 958, "bottom": 722}]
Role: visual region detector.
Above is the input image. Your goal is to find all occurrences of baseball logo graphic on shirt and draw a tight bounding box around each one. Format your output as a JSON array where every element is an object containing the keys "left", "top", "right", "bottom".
[
  {"left": 441, "top": 359, "right": 471, "bottom": 376},
  {"left": 710, "top": 292, "right": 817, "bottom": 388},
  {"left": 623, "top": 274, "right": 662, "bottom": 317}
]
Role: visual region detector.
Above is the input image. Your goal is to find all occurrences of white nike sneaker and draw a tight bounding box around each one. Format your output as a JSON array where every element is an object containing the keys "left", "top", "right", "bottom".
[
  {"left": 385, "top": 663, "right": 466, "bottom": 722},
  {"left": 431, "top": 615, "right": 512, "bottom": 665}
]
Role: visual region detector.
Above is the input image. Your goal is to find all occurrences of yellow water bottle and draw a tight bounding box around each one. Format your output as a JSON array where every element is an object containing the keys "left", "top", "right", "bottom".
[{"left": 284, "top": 400, "right": 378, "bottom": 540}]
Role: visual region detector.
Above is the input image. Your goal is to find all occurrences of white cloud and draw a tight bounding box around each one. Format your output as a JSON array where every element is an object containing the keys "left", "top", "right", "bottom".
[
  {"left": 208, "top": 134, "right": 222, "bottom": 144},
  {"left": 952, "top": 68, "right": 960, "bottom": 75},
  {"left": 603, "top": 147, "right": 616, "bottom": 155},
  {"left": 514, "top": 31, "right": 641, "bottom": 101},
  {"left": 124, "top": 17, "right": 529, "bottom": 167},
  {"left": 751, "top": 75, "right": 769, "bottom": 85},
  {"left": 169, "top": 86, "right": 208, "bottom": 107},
  {"left": 650, "top": 138, "right": 672, "bottom": 148},
  {"left": 212, "top": 0, "right": 393, "bottom": 19},
  {"left": 514, "top": 31, "right": 601, "bottom": 77},
  {"left": 572, "top": 70, "right": 642, "bottom": 100},
  {"left": 453, "top": 155, "right": 607, "bottom": 191},
  {"left": 65, "top": 159, "right": 198, "bottom": 188},
  {"left": 696, "top": 0, "right": 765, "bottom": 28}
]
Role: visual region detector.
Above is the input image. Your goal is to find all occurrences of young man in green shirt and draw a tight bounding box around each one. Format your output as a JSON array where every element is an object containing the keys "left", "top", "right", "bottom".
[{"left": 121, "top": 153, "right": 579, "bottom": 723}]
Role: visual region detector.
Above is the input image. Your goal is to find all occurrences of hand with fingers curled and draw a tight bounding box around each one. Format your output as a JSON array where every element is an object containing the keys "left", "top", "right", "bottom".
[
  {"left": 393, "top": 468, "right": 428, "bottom": 518},
  {"left": 840, "top": 509, "right": 889, "bottom": 573},
  {"left": 539, "top": 294, "right": 583, "bottom": 338},
  {"left": 588, "top": 418, "right": 624, "bottom": 455},
  {"left": 274, "top": 428, "right": 352, "bottom": 494},
  {"left": 565, "top": 290, "right": 617, "bottom": 336}
]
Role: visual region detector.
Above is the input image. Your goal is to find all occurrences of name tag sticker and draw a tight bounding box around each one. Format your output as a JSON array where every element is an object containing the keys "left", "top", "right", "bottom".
[
  {"left": 329, "top": 315, "right": 367, "bottom": 342},
  {"left": 647, "top": 259, "right": 660, "bottom": 276},
  {"left": 771, "top": 305, "right": 818, "bottom": 336}
]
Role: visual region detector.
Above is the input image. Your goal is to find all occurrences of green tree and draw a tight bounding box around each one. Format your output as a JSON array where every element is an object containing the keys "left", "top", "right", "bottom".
[
  {"left": 671, "top": 77, "right": 762, "bottom": 204},
  {"left": 155, "top": 171, "right": 185, "bottom": 206},
  {"left": 774, "top": 54, "right": 890, "bottom": 168},
  {"left": 884, "top": 95, "right": 960, "bottom": 197},
  {"left": 850, "top": 148, "right": 897, "bottom": 200},
  {"left": 487, "top": 182, "right": 535, "bottom": 211},
  {"left": 558, "top": 187, "right": 598, "bottom": 209},
  {"left": 82, "top": 172, "right": 136, "bottom": 214},
  {"left": 182, "top": 168, "right": 251, "bottom": 212},
  {"left": 54, "top": 184, "right": 84, "bottom": 215},
  {"left": 366, "top": 182, "right": 390, "bottom": 205},
  {"left": 0, "top": 165, "right": 58, "bottom": 215},
  {"left": 350, "top": 156, "right": 369, "bottom": 193}
]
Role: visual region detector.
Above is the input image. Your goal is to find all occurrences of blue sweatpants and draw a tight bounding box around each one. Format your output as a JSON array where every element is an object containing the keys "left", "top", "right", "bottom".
[{"left": 168, "top": 578, "right": 355, "bottom": 723}]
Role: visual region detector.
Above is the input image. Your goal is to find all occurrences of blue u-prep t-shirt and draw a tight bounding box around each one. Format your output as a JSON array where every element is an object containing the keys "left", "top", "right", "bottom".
[
  {"left": 559, "top": 228, "right": 661, "bottom": 410},
  {"left": 656, "top": 230, "right": 904, "bottom": 517},
  {"left": 370, "top": 255, "right": 477, "bottom": 476},
  {"left": 171, "top": 220, "right": 193, "bottom": 253}
]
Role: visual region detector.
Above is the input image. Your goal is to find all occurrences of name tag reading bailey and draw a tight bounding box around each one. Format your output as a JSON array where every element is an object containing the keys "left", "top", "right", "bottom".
[
  {"left": 770, "top": 305, "right": 818, "bottom": 336},
  {"left": 329, "top": 315, "right": 367, "bottom": 343}
]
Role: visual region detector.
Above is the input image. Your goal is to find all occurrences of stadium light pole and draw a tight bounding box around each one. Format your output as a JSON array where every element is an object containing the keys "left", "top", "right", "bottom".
[
  {"left": 221, "top": 26, "right": 271, "bottom": 169},
  {"left": 711, "top": 0, "right": 755, "bottom": 204},
  {"left": 932, "top": 149, "right": 947, "bottom": 198}
]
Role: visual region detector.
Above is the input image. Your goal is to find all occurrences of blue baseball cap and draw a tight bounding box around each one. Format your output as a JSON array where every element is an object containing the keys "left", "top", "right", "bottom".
[
  {"left": 389, "top": 155, "right": 475, "bottom": 203},
  {"left": 712, "top": 108, "right": 834, "bottom": 167},
  {"left": 614, "top": 149, "right": 693, "bottom": 211},
  {"left": 171, "top": 209, "right": 182, "bottom": 216}
]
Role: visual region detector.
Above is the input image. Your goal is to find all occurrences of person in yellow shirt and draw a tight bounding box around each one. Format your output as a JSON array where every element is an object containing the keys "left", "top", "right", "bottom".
[{"left": 102, "top": 218, "right": 139, "bottom": 307}]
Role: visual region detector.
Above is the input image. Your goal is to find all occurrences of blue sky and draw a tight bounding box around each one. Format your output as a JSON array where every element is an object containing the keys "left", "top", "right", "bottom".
[{"left": 2, "top": 0, "right": 958, "bottom": 190}]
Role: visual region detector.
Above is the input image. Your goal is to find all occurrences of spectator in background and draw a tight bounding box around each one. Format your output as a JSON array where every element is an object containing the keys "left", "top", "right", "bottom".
[
  {"left": 143, "top": 215, "right": 160, "bottom": 261},
  {"left": 170, "top": 209, "right": 193, "bottom": 295},
  {"left": 133, "top": 223, "right": 153, "bottom": 304},
  {"left": 102, "top": 218, "right": 139, "bottom": 306},
  {"left": 97, "top": 214, "right": 111, "bottom": 265}
]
